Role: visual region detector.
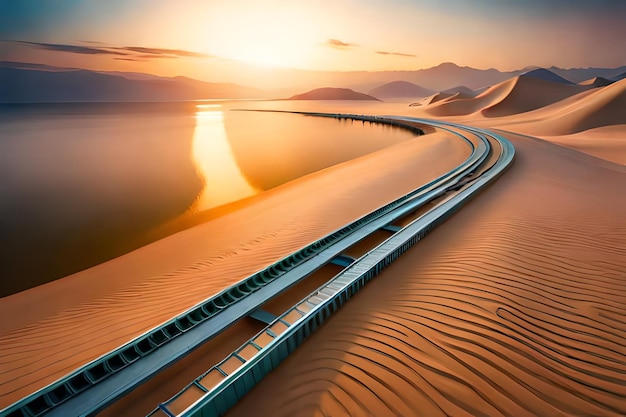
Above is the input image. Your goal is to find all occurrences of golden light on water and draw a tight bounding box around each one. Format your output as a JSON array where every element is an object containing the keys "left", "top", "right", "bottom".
[{"left": 189, "top": 105, "right": 257, "bottom": 212}]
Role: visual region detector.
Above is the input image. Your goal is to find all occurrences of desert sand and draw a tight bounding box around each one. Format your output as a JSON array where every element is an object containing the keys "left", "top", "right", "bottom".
[
  {"left": 227, "top": 132, "right": 626, "bottom": 417},
  {"left": 0, "top": 127, "right": 468, "bottom": 409},
  {"left": 226, "top": 76, "right": 626, "bottom": 416},
  {"left": 1, "top": 70, "right": 625, "bottom": 416},
  {"left": 415, "top": 74, "right": 626, "bottom": 165}
]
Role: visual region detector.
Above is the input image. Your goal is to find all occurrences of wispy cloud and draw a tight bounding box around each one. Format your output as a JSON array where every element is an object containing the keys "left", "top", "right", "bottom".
[
  {"left": 15, "top": 41, "right": 129, "bottom": 56},
  {"left": 136, "top": 54, "right": 176, "bottom": 59},
  {"left": 10, "top": 40, "right": 212, "bottom": 60},
  {"left": 114, "top": 57, "right": 144, "bottom": 62},
  {"left": 376, "top": 50, "right": 417, "bottom": 58},
  {"left": 325, "top": 38, "right": 358, "bottom": 50},
  {"left": 116, "top": 46, "right": 212, "bottom": 58},
  {"left": 79, "top": 40, "right": 108, "bottom": 45}
]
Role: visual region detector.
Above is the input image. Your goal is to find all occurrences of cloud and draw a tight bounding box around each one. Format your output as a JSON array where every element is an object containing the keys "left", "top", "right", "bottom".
[
  {"left": 118, "top": 46, "right": 211, "bottom": 58},
  {"left": 10, "top": 40, "right": 212, "bottom": 60},
  {"left": 135, "top": 54, "right": 175, "bottom": 59},
  {"left": 376, "top": 50, "right": 417, "bottom": 58},
  {"left": 114, "top": 57, "right": 144, "bottom": 62},
  {"left": 325, "top": 38, "right": 358, "bottom": 50},
  {"left": 15, "top": 41, "right": 129, "bottom": 56}
]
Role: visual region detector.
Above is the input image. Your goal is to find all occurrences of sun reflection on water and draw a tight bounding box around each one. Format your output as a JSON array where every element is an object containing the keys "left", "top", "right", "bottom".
[{"left": 189, "top": 104, "right": 257, "bottom": 212}]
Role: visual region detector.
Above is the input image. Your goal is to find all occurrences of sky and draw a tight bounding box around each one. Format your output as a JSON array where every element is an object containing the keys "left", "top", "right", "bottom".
[{"left": 1, "top": 0, "right": 625, "bottom": 83}]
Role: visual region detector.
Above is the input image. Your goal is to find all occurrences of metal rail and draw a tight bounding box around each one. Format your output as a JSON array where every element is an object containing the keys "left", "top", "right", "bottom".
[
  {"left": 0, "top": 115, "right": 503, "bottom": 417},
  {"left": 146, "top": 119, "right": 514, "bottom": 417}
]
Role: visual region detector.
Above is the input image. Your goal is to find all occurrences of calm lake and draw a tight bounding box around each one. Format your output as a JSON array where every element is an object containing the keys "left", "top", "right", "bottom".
[{"left": 0, "top": 101, "right": 417, "bottom": 295}]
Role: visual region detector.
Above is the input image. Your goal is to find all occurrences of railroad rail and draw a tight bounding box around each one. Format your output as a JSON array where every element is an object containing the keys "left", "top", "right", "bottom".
[{"left": 1, "top": 115, "right": 514, "bottom": 417}]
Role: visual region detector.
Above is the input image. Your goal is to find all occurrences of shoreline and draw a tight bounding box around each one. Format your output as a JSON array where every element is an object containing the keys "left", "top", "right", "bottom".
[
  {"left": 0, "top": 123, "right": 469, "bottom": 409},
  {"left": 1, "top": 81, "right": 625, "bottom": 413},
  {"left": 0, "top": 107, "right": 421, "bottom": 297}
]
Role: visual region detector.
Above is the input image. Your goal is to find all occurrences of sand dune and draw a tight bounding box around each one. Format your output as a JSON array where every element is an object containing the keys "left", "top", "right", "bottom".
[
  {"left": 410, "top": 89, "right": 477, "bottom": 107},
  {"left": 441, "top": 85, "right": 476, "bottom": 96},
  {"left": 580, "top": 77, "right": 613, "bottom": 87},
  {"left": 538, "top": 125, "right": 626, "bottom": 165},
  {"left": 227, "top": 132, "right": 626, "bottom": 417},
  {"left": 489, "top": 79, "right": 626, "bottom": 136},
  {"left": 610, "top": 71, "right": 626, "bottom": 82},
  {"left": 418, "top": 69, "right": 595, "bottom": 118},
  {"left": 407, "top": 71, "right": 625, "bottom": 165},
  {"left": 409, "top": 92, "right": 455, "bottom": 106},
  {"left": 0, "top": 129, "right": 470, "bottom": 408},
  {"left": 2, "top": 67, "right": 624, "bottom": 414}
]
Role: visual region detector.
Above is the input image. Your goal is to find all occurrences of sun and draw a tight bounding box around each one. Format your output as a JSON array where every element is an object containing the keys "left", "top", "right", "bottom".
[
  {"left": 232, "top": 47, "right": 288, "bottom": 68},
  {"left": 187, "top": 2, "right": 322, "bottom": 70}
]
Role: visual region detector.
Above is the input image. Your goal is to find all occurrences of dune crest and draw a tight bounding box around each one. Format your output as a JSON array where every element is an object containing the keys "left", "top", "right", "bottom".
[
  {"left": 580, "top": 77, "right": 613, "bottom": 87},
  {"left": 406, "top": 70, "right": 625, "bottom": 164},
  {"left": 409, "top": 92, "right": 455, "bottom": 106},
  {"left": 480, "top": 75, "right": 592, "bottom": 117},
  {"left": 479, "top": 79, "right": 626, "bottom": 139},
  {"left": 421, "top": 73, "right": 591, "bottom": 118},
  {"left": 510, "top": 78, "right": 626, "bottom": 135}
]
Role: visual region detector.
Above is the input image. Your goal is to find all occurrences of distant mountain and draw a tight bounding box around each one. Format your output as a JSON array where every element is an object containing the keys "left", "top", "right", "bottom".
[
  {"left": 2, "top": 60, "right": 625, "bottom": 102},
  {"left": 579, "top": 77, "right": 614, "bottom": 87},
  {"left": 0, "top": 65, "right": 264, "bottom": 103},
  {"left": 521, "top": 68, "right": 574, "bottom": 84},
  {"left": 0, "top": 61, "right": 74, "bottom": 72},
  {"left": 288, "top": 87, "right": 380, "bottom": 101},
  {"left": 547, "top": 65, "right": 626, "bottom": 84},
  {"left": 367, "top": 81, "right": 433, "bottom": 100},
  {"left": 219, "top": 61, "right": 626, "bottom": 95}
]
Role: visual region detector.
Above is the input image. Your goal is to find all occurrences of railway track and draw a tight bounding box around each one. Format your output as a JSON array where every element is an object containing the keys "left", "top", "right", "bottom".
[{"left": 1, "top": 115, "right": 514, "bottom": 417}]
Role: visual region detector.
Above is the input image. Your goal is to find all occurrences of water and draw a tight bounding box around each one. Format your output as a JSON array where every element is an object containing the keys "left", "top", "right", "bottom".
[{"left": 0, "top": 101, "right": 417, "bottom": 295}]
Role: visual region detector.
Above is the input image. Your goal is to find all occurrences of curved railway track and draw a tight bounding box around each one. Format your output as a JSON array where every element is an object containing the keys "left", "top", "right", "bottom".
[{"left": 0, "top": 115, "right": 514, "bottom": 417}]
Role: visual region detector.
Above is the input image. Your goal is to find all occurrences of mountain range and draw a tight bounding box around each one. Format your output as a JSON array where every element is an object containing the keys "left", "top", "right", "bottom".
[
  {"left": 1, "top": 61, "right": 625, "bottom": 103},
  {"left": 0, "top": 62, "right": 264, "bottom": 103}
]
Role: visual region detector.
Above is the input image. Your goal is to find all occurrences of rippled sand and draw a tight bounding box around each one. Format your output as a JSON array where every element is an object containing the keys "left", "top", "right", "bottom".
[
  {"left": 0, "top": 129, "right": 468, "bottom": 409},
  {"left": 2, "top": 77, "right": 625, "bottom": 415},
  {"left": 227, "top": 134, "right": 626, "bottom": 416}
]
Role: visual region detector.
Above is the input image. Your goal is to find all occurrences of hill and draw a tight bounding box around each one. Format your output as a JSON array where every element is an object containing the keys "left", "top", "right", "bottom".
[
  {"left": 367, "top": 81, "right": 433, "bottom": 100},
  {"left": 0, "top": 66, "right": 264, "bottom": 103},
  {"left": 521, "top": 68, "right": 574, "bottom": 84},
  {"left": 547, "top": 65, "right": 626, "bottom": 83},
  {"left": 288, "top": 87, "right": 380, "bottom": 101}
]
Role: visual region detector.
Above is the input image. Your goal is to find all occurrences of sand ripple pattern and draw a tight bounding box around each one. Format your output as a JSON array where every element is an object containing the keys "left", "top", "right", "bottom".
[
  {"left": 0, "top": 131, "right": 470, "bottom": 409},
  {"left": 227, "top": 149, "right": 626, "bottom": 417}
]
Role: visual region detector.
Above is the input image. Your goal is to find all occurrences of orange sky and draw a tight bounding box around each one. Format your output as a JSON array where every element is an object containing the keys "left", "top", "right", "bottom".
[{"left": 1, "top": 0, "right": 625, "bottom": 83}]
